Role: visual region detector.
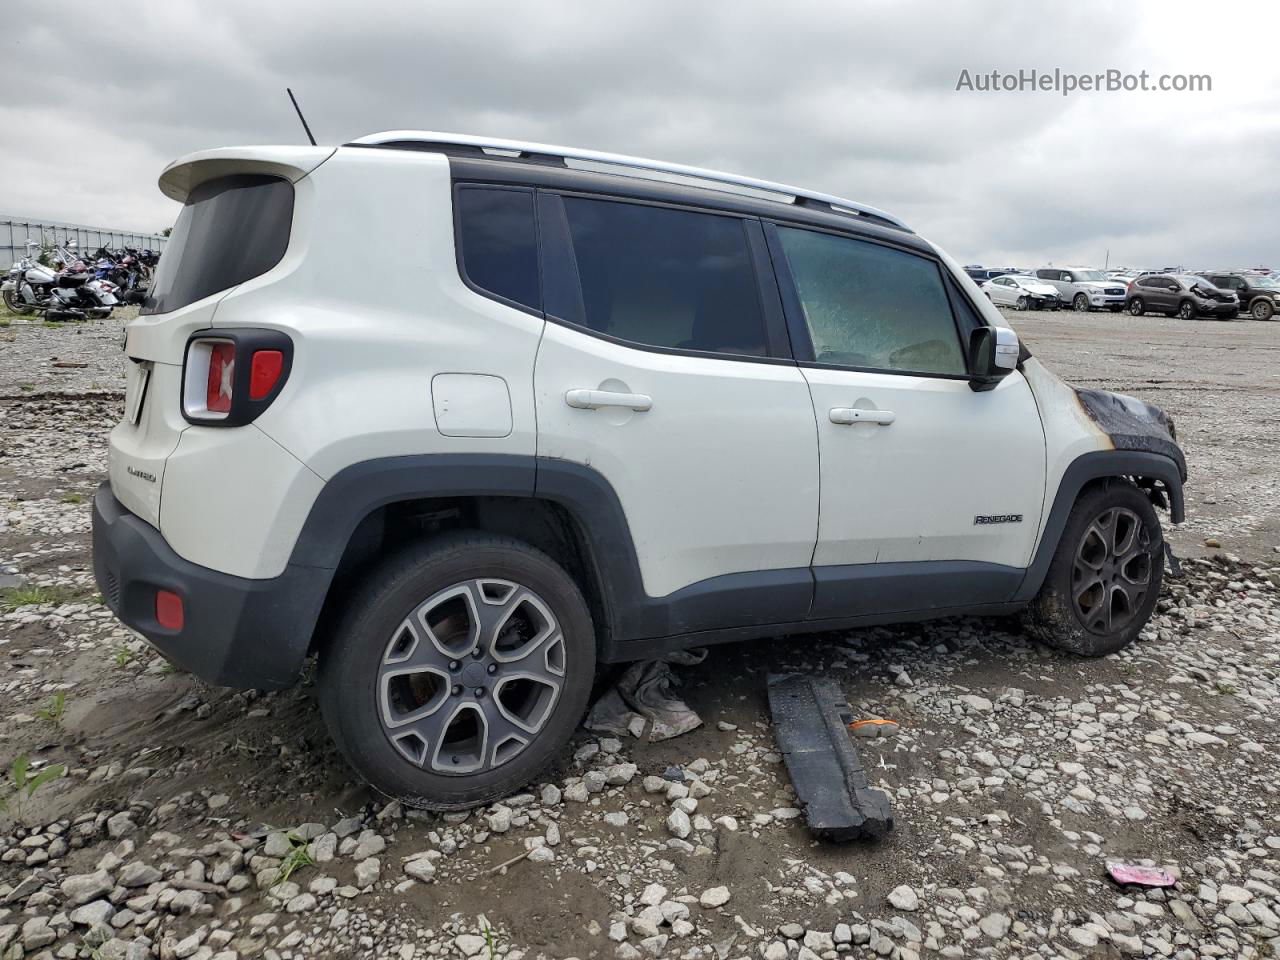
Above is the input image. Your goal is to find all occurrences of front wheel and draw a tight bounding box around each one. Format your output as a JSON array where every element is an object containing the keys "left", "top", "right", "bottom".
[
  {"left": 1015, "top": 295, "right": 1029, "bottom": 310},
  {"left": 1251, "top": 299, "right": 1275, "bottom": 321},
  {"left": 1128, "top": 298, "right": 1144, "bottom": 316},
  {"left": 2, "top": 289, "right": 34, "bottom": 315},
  {"left": 1023, "top": 481, "right": 1163, "bottom": 657},
  {"left": 1072, "top": 293, "right": 1090, "bottom": 312},
  {"left": 1178, "top": 300, "right": 1197, "bottom": 320},
  {"left": 318, "top": 532, "right": 596, "bottom": 810}
]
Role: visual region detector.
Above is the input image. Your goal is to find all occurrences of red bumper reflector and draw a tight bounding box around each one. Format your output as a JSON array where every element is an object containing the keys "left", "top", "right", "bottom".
[
  {"left": 249, "top": 350, "right": 284, "bottom": 400},
  {"left": 156, "top": 590, "right": 184, "bottom": 630}
]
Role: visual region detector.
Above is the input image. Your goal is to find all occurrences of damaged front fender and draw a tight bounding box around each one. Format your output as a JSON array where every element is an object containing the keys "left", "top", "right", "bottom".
[{"left": 1074, "top": 389, "right": 1187, "bottom": 482}]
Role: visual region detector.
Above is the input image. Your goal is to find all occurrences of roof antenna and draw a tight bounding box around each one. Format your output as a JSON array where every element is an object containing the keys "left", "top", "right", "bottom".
[{"left": 287, "top": 88, "right": 317, "bottom": 146}]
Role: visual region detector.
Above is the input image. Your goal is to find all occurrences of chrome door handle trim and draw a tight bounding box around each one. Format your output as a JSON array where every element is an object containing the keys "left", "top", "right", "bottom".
[
  {"left": 829, "top": 407, "right": 895, "bottom": 426},
  {"left": 565, "top": 389, "right": 653, "bottom": 412}
]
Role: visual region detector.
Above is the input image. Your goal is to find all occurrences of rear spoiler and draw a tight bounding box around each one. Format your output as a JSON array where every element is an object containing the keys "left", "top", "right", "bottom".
[{"left": 158, "top": 146, "right": 337, "bottom": 203}]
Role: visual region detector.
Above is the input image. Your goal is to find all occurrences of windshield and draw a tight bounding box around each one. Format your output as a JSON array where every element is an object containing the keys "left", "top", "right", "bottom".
[
  {"left": 1250, "top": 275, "right": 1280, "bottom": 289},
  {"left": 142, "top": 174, "right": 294, "bottom": 316},
  {"left": 1071, "top": 270, "right": 1108, "bottom": 282}
]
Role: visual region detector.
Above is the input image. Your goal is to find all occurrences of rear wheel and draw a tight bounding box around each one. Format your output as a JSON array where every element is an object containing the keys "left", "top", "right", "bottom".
[
  {"left": 1128, "top": 298, "right": 1144, "bottom": 316},
  {"left": 1024, "top": 481, "right": 1163, "bottom": 657},
  {"left": 318, "top": 532, "right": 596, "bottom": 810},
  {"left": 1250, "top": 299, "right": 1275, "bottom": 321}
]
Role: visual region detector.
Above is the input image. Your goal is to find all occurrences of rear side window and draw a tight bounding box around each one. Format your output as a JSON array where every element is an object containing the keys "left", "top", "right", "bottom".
[
  {"left": 777, "top": 227, "right": 966, "bottom": 376},
  {"left": 142, "top": 174, "right": 292, "bottom": 316},
  {"left": 559, "top": 197, "right": 767, "bottom": 356},
  {"left": 455, "top": 186, "right": 540, "bottom": 311}
]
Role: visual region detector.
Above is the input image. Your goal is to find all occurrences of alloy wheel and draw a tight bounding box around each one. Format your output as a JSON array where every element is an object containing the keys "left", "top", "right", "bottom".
[
  {"left": 376, "top": 578, "right": 566, "bottom": 774},
  {"left": 1129, "top": 299, "right": 1143, "bottom": 316},
  {"left": 1178, "top": 301, "right": 1195, "bottom": 320},
  {"left": 1252, "top": 300, "right": 1274, "bottom": 321},
  {"left": 1071, "top": 507, "right": 1152, "bottom": 636},
  {"left": 1073, "top": 294, "right": 1089, "bottom": 312}
]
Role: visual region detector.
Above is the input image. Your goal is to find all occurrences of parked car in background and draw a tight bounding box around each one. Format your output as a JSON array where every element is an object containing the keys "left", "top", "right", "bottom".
[
  {"left": 964, "top": 266, "right": 1017, "bottom": 283},
  {"left": 1197, "top": 271, "right": 1280, "bottom": 320},
  {"left": 1107, "top": 271, "right": 1137, "bottom": 287},
  {"left": 981, "top": 274, "right": 1062, "bottom": 310},
  {"left": 1034, "top": 267, "right": 1127, "bottom": 312},
  {"left": 1126, "top": 274, "right": 1238, "bottom": 320}
]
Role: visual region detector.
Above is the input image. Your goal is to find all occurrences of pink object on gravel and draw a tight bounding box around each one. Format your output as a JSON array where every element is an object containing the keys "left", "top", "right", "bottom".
[{"left": 1107, "top": 863, "right": 1177, "bottom": 887}]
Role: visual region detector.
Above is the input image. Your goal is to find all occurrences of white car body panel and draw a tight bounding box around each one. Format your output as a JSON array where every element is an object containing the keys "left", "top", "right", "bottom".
[
  {"left": 534, "top": 323, "right": 820, "bottom": 598},
  {"left": 802, "top": 366, "right": 1047, "bottom": 568}
]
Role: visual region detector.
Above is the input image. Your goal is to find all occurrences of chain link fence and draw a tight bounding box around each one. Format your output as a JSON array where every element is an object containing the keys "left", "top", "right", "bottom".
[{"left": 2, "top": 215, "right": 168, "bottom": 270}]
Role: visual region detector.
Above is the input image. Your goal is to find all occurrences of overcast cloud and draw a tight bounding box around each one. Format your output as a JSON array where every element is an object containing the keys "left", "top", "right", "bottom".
[{"left": 2, "top": 0, "right": 1277, "bottom": 268}]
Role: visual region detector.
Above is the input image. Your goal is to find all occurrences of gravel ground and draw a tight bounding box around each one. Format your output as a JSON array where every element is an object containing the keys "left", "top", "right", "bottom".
[{"left": 1, "top": 308, "right": 1278, "bottom": 960}]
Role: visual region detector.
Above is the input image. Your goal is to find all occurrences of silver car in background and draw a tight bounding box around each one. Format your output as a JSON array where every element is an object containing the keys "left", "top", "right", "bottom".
[
  {"left": 981, "top": 274, "right": 1063, "bottom": 310},
  {"left": 1034, "top": 267, "right": 1128, "bottom": 312}
]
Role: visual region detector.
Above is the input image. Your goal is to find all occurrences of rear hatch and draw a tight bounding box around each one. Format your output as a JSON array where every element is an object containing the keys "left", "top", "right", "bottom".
[{"left": 110, "top": 146, "right": 333, "bottom": 528}]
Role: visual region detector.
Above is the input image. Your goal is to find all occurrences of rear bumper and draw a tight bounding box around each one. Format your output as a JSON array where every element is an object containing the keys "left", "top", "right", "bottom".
[{"left": 92, "top": 483, "right": 327, "bottom": 690}]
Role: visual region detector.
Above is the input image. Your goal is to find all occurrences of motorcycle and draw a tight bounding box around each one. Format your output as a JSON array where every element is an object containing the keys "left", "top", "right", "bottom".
[
  {"left": 89, "top": 244, "right": 151, "bottom": 304},
  {"left": 2, "top": 239, "right": 118, "bottom": 320}
]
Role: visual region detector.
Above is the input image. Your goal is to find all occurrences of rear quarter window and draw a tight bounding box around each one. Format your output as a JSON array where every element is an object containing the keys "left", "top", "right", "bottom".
[
  {"left": 142, "top": 174, "right": 293, "bottom": 316},
  {"left": 454, "top": 186, "right": 541, "bottom": 312}
]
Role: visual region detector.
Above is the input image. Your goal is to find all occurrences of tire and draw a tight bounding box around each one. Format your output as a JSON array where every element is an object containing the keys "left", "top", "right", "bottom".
[
  {"left": 2, "top": 289, "right": 33, "bottom": 315},
  {"left": 1128, "top": 298, "right": 1144, "bottom": 316},
  {"left": 1023, "top": 480, "right": 1163, "bottom": 657},
  {"left": 1250, "top": 299, "right": 1275, "bottom": 321},
  {"left": 1072, "top": 293, "right": 1090, "bottom": 312},
  {"left": 1015, "top": 295, "right": 1029, "bottom": 311},
  {"left": 318, "top": 532, "right": 596, "bottom": 810},
  {"left": 1177, "top": 300, "right": 1196, "bottom": 320}
]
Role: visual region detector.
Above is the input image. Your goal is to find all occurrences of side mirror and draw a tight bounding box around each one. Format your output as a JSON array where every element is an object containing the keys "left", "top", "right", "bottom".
[{"left": 968, "top": 325, "right": 1020, "bottom": 392}]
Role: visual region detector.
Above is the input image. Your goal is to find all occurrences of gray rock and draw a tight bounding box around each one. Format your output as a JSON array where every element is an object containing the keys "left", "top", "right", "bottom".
[
  {"left": 118, "top": 862, "right": 162, "bottom": 888},
  {"left": 667, "top": 809, "right": 692, "bottom": 839},
  {"left": 61, "top": 869, "right": 113, "bottom": 906},
  {"left": 106, "top": 811, "right": 137, "bottom": 838},
  {"left": 354, "top": 857, "right": 380, "bottom": 888},
  {"left": 70, "top": 899, "right": 116, "bottom": 927},
  {"left": 22, "top": 916, "right": 57, "bottom": 950},
  {"left": 699, "top": 886, "right": 730, "bottom": 908},
  {"left": 887, "top": 885, "right": 919, "bottom": 911},
  {"left": 979, "top": 913, "right": 1010, "bottom": 939},
  {"left": 403, "top": 857, "right": 436, "bottom": 883}
]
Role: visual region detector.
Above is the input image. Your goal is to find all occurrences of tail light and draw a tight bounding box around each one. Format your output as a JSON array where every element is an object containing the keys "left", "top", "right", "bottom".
[{"left": 182, "top": 329, "right": 292, "bottom": 426}]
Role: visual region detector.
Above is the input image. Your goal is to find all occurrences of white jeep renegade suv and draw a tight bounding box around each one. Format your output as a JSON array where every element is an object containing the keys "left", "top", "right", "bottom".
[{"left": 93, "top": 132, "right": 1186, "bottom": 809}]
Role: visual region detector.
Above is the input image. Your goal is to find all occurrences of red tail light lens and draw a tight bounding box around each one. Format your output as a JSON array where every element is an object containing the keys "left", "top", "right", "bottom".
[
  {"left": 183, "top": 330, "right": 292, "bottom": 426},
  {"left": 205, "top": 342, "right": 236, "bottom": 413},
  {"left": 155, "top": 589, "right": 184, "bottom": 630},
  {"left": 249, "top": 350, "right": 284, "bottom": 400}
]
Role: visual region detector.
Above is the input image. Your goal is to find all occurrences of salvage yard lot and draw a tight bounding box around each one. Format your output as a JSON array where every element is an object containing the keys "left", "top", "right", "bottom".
[{"left": 0, "top": 308, "right": 1278, "bottom": 960}]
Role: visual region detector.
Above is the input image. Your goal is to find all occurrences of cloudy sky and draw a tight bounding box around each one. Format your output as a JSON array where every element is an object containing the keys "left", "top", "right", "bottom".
[{"left": 3, "top": 0, "right": 1277, "bottom": 269}]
